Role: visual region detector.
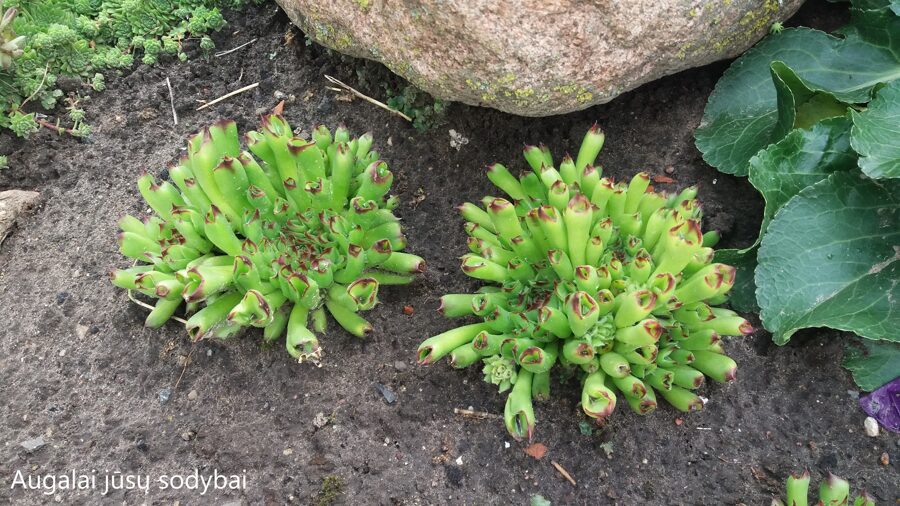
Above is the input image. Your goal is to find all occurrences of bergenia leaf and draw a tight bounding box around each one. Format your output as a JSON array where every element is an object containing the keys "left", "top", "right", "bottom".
[
  {"left": 844, "top": 338, "right": 900, "bottom": 391},
  {"left": 851, "top": 79, "right": 900, "bottom": 179},
  {"left": 696, "top": 10, "right": 900, "bottom": 176},
  {"left": 756, "top": 171, "right": 900, "bottom": 344},
  {"left": 748, "top": 116, "right": 858, "bottom": 242},
  {"left": 770, "top": 62, "right": 850, "bottom": 140},
  {"left": 710, "top": 118, "right": 858, "bottom": 313},
  {"left": 713, "top": 248, "right": 759, "bottom": 313}
]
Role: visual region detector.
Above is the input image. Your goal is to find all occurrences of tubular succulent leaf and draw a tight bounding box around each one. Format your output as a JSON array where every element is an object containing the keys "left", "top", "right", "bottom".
[
  {"left": 113, "top": 116, "right": 423, "bottom": 363},
  {"left": 771, "top": 471, "right": 875, "bottom": 506},
  {"left": 418, "top": 125, "right": 748, "bottom": 440}
]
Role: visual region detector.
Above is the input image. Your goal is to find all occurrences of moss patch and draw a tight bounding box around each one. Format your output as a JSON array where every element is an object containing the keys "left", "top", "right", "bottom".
[{"left": 314, "top": 475, "right": 345, "bottom": 506}]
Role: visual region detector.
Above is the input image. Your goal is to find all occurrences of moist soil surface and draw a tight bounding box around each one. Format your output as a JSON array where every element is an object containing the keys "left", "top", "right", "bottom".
[{"left": 0, "top": 2, "right": 896, "bottom": 505}]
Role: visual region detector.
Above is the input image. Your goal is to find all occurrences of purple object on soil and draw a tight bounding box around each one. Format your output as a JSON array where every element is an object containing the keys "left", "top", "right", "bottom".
[{"left": 859, "top": 377, "right": 900, "bottom": 433}]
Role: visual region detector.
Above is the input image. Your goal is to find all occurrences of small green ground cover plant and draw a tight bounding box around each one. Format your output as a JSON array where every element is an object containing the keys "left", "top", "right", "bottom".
[
  {"left": 695, "top": 0, "right": 899, "bottom": 392},
  {"left": 111, "top": 115, "right": 423, "bottom": 362},
  {"left": 771, "top": 471, "right": 875, "bottom": 506},
  {"left": 0, "top": 0, "right": 260, "bottom": 137},
  {"left": 419, "top": 126, "right": 749, "bottom": 440}
]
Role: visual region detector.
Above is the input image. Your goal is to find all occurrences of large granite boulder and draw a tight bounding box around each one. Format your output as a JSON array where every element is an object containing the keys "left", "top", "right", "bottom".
[{"left": 276, "top": 0, "right": 804, "bottom": 116}]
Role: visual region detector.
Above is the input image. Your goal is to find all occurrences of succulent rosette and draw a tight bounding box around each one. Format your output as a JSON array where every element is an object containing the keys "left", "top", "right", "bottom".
[
  {"left": 112, "top": 115, "right": 423, "bottom": 362},
  {"left": 418, "top": 125, "right": 750, "bottom": 440}
]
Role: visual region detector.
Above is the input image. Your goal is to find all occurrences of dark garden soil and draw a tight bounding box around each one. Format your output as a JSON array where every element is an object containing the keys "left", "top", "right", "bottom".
[{"left": 0, "top": 2, "right": 896, "bottom": 505}]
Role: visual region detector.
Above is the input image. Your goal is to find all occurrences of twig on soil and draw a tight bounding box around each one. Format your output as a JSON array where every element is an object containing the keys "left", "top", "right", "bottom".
[
  {"left": 37, "top": 119, "right": 77, "bottom": 136},
  {"left": 173, "top": 344, "right": 197, "bottom": 391},
  {"left": 453, "top": 407, "right": 501, "bottom": 420},
  {"left": 323, "top": 75, "right": 413, "bottom": 122},
  {"left": 214, "top": 38, "right": 258, "bottom": 57},
  {"left": 196, "top": 82, "right": 259, "bottom": 111},
  {"left": 20, "top": 64, "right": 50, "bottom": 109},
  {"left": 550, "top": 460, "right": 577, "bottom": 486},
  {"left": 166, "top": 77, "right": 178, "bottom": 126}
]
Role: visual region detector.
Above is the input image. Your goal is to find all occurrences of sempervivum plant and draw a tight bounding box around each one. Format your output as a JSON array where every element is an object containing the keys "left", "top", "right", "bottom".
[
  {"left": 771, "top": 471, "right": 875, "bottom": 506},
  {"left": 111, "top": 115, "right": 424, "bottom": 362},
  {"left": 418, "top": 125, "right": 751, "bottom": 440}
]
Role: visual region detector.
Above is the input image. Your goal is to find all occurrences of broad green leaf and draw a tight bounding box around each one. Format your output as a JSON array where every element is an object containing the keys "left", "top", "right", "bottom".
[
  {"left": 843, "top": 338, "right": 900, "bottom": 391},
  {"left": 851, "top": 80, "right": 900, "bottom": 178},
  {"left": 756, "top": 171, "right": 900, "bottom": 344},
  {"left": 849, "top": 0, "right": 900, "bottom": 12},
  {"left": 696, "top": 11, "right": 900, "bottom": 176},
  {"left": 712, "top": 117, "right": 858, "bottom": 312},
  {"left": 771, "top": 62, "right": 850, "bottom": 140},
  {"left": 713, "top": 248, "right": 760, "bottom": 313},
  {"left": 749, "top": 116, "right": 858, "bottom": 241}
]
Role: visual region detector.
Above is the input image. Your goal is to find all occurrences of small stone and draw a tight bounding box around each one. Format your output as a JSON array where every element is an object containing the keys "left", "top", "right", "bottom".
[
  {"left": 455, "top": 456, "right": 463, "bottom": 466},
  {"left": 313, "top": 412, "right": 329, "bottom": 428},
  {"left": 372, "top": 382, "right": 397, "bottom": 404},
  {"left": 187, "top": 390, "right": 198, "bottom": 400},
  {"left": 75, "top": 324, "right": 89, "bottom": 339},
  {"left": 393, "top": 360, "right": 408, "bottom": 371},
  {"left": 880, "top": 452, "right": 889, "bottom": 466},
  {"left": 864, "top": 417, "right": 880, "bottom": 437},
  {"left": 664, "top": 165, "right": 675, "bottom": 174},
  {"left": 847, "top": 390, "right": 859, "bottom": 400},
  {"left": 158, "top": 388, "right": 172, "bottom": 404},
  {"left": 403, "top": 305, "right": 414, "bottom": 315},
  {"left": 58, "top": 350, "right": 66, "bottom": 357},
  {"left": 20, "top": 436, "right": 46, "bottom": 452},
  {"left": 283, "top": 448, "right": 293, "bottom": 456},
  {"left": 274, "top": 90, "right": 286, "bottom": 100},
  {"left": 0, "top": 190, "right": 40, "bottom": 245},
  {"left": 180, "top": 430, "right": 196, "bottom": 441},
  {"left": 675, "top": 418, "right": 683, "bottom": 426},
  {"left": 523, "top": 443, "right": 548, "bottom": 460},
  {"left": 206, "top": 349, "right": 213, "bottom": 357},
  {"left": 449, "top": 130, "right": 469, "bottom": 151}
]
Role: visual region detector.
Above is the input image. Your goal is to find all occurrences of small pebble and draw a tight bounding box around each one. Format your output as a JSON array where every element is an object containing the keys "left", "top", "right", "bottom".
[
  {"left": 283, "top": 448, "right": 293, "bottom": 456},
  {"left": 273, "top": 90, "right": 286, "bottom": 100},
  {"left": 20, "top": 436, "right": 46, "bottom": 452},
  {"left": 864, "top": 417, "right": 879, "bottom": 437},
  {"left": 880, "top": 452, "right": 889, "bottom": 466},
  {"left": 187, "top": 390, "right": 198, "bottom": 401},
  {"left": 158, "top": 388, "right": 172, "bottom": 404},
  {"left": 313, "top": 412, "right": 329, "bottom": 428},
  {"left": 847, "top": 390, "right": 859, "bottom": 400},
  {"left": 664, "top": 165, "right": 675, "bottom": 174},
  {"left": 393, "top": 360, "right": 408, "bottom": 371},
  {"left": 75, "top": 324, "right": 89, "bottom": 339},
  {"left": 206, "top": 349, "right": 213, "bottom": 357},
  {"left": 180, "top": 430, "right": 195, "bottom": 441},
  {"left": 455, "top": 456, "right": 463, "bottom": 466},
  {"left": 372, "top": 382, "right": 397, "bottom": 404}
]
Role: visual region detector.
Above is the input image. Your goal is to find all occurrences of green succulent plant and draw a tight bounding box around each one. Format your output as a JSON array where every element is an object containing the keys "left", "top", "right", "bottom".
[
  {"left": 111, "top": 115, "right": 424, "bottom": 362},
  {"left": 418, "top": 125, "right": 750, "bottom": 440},
  {"left": 772, "top": 471, "right": 875, "bottom": 506}
]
